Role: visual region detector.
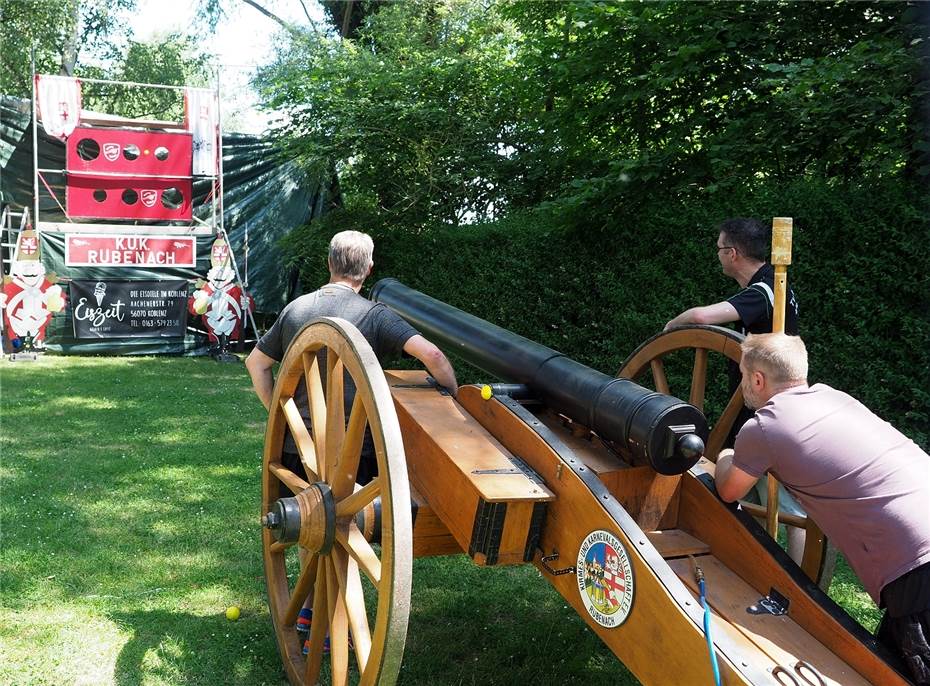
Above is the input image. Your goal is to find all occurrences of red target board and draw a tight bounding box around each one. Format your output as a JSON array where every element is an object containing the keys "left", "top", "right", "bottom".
[
  {"left": 65, "top": 127, "right": 193, "bottom": 220},
  {"left": 66, "top": 175, "right": 192, "bottom": 221},
  {"left": 66, "top": 127, "right": 192, "bottom": 177}
]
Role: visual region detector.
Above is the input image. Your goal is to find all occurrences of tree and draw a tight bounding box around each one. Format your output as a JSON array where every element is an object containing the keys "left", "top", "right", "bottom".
[
  {"left": 253, "top": 0, "right": 923, "bottom": 233},
  {"left": 501, "top": 0, "right": 922, "bottom": 217},
  {"left": 81, "top": 34, "right": 213, "bottom": 120},
  {"left": 255, "top": 0, "right": 524, "bottom": 228},
  {"left": 0, "top": 0, "right": 136, "bottom": 97}
]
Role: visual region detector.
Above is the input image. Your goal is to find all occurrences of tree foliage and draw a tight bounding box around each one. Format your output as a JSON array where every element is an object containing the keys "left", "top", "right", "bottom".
[
  {"left": 255, "top": 0, "right": 925, "bottom": 230},
  {"left": 81, "top": 34, "right": 213, "bottom": 120},
  {"left": 256, "top": 0, "right": 524, "bottom": 227},
  {"left": 503, "top": 1, "right": 925, "bottom": 216},
  {"left": 1, "top": 0, "right": 213, "bottom": 121},
  {"left": 0, "top": 0, "right": 136, "bottom": 96}
]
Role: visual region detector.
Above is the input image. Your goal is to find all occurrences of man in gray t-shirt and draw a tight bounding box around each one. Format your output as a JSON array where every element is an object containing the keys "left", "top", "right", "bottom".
[
  {"left": 246, "top": 230, "right": 458, "bottom": 486},
  {"left": 715, "top": 333, "right": 930, "bottom": 685}
]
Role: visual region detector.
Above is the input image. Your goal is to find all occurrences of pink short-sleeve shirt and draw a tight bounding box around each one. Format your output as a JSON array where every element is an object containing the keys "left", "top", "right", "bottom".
[{"left": 734, "top": 384, "right": 930, "bottom": 604}]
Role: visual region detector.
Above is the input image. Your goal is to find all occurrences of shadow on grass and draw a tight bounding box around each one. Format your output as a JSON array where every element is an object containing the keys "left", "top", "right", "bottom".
[{"left": 109, "top": 609, "right": 286, "bottom": 686}]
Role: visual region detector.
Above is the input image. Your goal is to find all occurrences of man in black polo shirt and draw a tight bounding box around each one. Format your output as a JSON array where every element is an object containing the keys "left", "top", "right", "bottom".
[
  {"left": 664, "top": 217, "right": 804, "bottom": 559},
  {"left": 665, "top": 217, "right": 799, "bottom": 337},
  {"left": 665, "top": 217, "right": 799, "bottom": 425}
]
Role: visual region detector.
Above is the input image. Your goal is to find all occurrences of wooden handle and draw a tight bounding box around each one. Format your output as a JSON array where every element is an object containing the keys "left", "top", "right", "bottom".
[
  {"left": 771, "top": 217, "right": 793, "bottom": 266},
  {"left": 767, "top": 217, "right": 793, "bottom": 536}
]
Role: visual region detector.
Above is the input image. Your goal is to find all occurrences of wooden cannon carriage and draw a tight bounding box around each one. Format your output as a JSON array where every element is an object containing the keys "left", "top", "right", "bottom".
[{"left": 259, "top": 279, "right": 912, "bottom": 686}]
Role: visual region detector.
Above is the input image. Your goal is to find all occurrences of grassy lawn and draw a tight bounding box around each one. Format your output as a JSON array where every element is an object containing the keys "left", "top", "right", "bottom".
[{"left": 0, "top": 355, "right": 880, "bottom": 685}]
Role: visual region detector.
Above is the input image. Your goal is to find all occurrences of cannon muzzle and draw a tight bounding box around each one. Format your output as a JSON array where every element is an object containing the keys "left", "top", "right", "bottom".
[{"left": 371, "top": 279, "right": 708, "bottom": 475}]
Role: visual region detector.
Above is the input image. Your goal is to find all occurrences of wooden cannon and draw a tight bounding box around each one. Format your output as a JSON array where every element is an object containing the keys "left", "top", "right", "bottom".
[{"left": 259, "top": 278, "right": 911, "bottom": 686}]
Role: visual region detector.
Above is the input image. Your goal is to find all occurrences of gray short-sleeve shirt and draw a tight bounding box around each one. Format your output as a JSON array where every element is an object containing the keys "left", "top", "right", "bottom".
[
  {"left": 733, "top": 384, "right": 930, "bottom": 603},
  {"left": 257, "top": 283, "right": 418, "bottom": 450}
]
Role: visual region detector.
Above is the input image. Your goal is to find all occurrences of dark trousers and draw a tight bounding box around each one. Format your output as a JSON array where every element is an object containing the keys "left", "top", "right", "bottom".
[
  {"left": 877, "top": 561, "right": 930, "bottom": 685},
  {"left": 279, "top": 428, "right": 378, "bottom": 498}
]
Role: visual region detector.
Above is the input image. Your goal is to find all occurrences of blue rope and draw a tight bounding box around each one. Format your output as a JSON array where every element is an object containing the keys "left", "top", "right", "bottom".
[{"left": 699, "top": 578, "right": 723, "bottom": 686}]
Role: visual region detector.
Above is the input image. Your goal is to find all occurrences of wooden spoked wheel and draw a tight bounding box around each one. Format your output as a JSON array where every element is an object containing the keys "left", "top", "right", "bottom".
[
  {"left": 617, "top": 325, "right": 746, "bottom": 463},
  {"left": 261, "top": 317, "right": 412, "bottom": 686},
  {"left": 616, "top": 325, "right": 834, "bottom": 586}
]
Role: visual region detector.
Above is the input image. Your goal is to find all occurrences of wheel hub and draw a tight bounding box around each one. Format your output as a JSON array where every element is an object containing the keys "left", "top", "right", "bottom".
[{"left": 262, "top": 482, "right": 336, "bottom": 554}]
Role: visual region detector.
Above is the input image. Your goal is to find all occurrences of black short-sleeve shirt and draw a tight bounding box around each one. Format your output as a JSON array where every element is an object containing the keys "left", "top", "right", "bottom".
[
  {"left": 257, "top": 283, "right": 418, "bottom": 451},
  {"left": 727, "top": 263, "right": 799, "bottom": 336}
]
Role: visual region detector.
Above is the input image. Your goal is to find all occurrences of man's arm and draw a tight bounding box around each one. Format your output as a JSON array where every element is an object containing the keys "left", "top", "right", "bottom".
[
  {"left": 714, "top": 449, "right": 761, "bottom": 502},
  {"left": 664, "top": 301, "right": 739, "bottom": 332},
  {"left": 245, "top": 347, "right": 277, "bottom": 411},
  {"left": 403, "top": 334, "right": 458, "bottom": 397}
]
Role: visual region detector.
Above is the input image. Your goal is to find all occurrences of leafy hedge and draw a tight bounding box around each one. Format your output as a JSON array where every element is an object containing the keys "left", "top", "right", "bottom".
[{"left": 282, "top": 178, "right": 928, "bottom": 447}]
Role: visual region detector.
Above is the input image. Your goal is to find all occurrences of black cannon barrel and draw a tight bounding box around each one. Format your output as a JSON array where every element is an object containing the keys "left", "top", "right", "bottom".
[{"left": 371, "top": 278, "right": 708, "bottom": 475}]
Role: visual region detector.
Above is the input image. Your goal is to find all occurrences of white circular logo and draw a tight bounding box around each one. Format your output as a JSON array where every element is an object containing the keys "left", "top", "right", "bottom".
[{"left": 576, "top": 530, "right": 635, "bottom": 627}]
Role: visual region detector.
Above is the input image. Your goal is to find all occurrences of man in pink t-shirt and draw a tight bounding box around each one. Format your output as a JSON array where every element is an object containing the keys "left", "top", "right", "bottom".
[{"left": 715, "top": 333, "right": 930, "bottom": 685}]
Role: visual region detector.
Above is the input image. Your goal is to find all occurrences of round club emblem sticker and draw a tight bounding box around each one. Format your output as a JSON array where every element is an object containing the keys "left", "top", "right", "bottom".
[{"left": 576, "top": 530, "right": 634, "bottom": 627}]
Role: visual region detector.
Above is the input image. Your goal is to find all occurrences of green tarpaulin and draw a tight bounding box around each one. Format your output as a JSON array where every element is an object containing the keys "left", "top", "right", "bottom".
[{"left": 0, "top": 96, "right": 329, "bottom": 354}]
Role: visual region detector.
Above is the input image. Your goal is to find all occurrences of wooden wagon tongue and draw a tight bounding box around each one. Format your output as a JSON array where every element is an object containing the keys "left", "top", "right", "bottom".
[{"left": 371, "top": 278, "right": 707, "bottom": 475}]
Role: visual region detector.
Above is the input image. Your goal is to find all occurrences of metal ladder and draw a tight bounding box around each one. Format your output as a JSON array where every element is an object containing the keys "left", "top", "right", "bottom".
[{"left": 1, "top": 205, "right": 30, "bottom": 276}]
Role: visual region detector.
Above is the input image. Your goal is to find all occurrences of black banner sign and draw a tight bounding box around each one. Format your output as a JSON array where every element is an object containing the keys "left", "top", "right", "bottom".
[{"left": 71, "top": 279, "right": 188, "bottom": 339}]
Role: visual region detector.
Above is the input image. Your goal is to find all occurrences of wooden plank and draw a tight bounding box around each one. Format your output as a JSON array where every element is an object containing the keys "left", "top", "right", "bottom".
[
  {"left": 599, "top": 466, "right": 681, "bottom": 532},
  {"left": 388, "top": 370, "right": 552, "bottom": 565},
  {"left": 410, "top": 484, "right": 461, "bottom": 559},
  {"left": 389, "top": 371, "right": 555, "bottom": 504},
  {"left": 646, "top": 529, "right": 710, "bottom": 559},
  {"left": 456, "top": 384, "right": 756, "bottom": 686},
  {"left": 491, "top": 501, "right": 536, "bottom": 566},
  {"left": 535, "top": 410, "right": 627, "bottom": 476},
  {"left": 676, "top": 474, "right": 909, "bottom": 686},
  {"left": 669, "top": 556, "right": 871, "bottom": 686},
  {"left": 534, "top": 413, "right": 681, "bottom": 532}
]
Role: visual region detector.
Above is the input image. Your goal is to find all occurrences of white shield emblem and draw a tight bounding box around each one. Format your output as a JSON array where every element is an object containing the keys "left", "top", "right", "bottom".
[
  {"left": 140, "top": 190, "right": 158, "bottom": 207},
  {"left": 103, "top": 143, "right": 121, "bottom": 162}
]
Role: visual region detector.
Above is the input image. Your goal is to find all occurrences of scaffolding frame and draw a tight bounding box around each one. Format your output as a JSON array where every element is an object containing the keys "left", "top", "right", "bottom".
[{"left": 30, "top": 63, "right": 222, "bottom": 237}]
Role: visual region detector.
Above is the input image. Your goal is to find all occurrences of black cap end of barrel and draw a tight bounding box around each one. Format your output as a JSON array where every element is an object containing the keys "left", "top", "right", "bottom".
[{"left": 676, "top": 433, "right": 705, "bottom": 461}]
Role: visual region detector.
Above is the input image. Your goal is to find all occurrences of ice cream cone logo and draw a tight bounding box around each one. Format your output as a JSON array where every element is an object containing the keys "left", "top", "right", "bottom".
[{"left": 93, "top": 282, "right": 106, "bottom": 306}]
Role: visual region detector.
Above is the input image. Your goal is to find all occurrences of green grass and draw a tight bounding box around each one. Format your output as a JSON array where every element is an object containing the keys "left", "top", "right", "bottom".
[{"left": 0, "top": 356, "right": 880, "bottom": 685}]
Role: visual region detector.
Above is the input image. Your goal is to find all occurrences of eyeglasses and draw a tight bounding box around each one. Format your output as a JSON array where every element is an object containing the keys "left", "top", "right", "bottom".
[{"left": 716, "top": 245, "right": 736, "bottom": 253}]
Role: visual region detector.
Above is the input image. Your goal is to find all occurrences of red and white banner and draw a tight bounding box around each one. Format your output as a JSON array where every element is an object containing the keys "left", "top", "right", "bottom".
[
  {"left": 65, "top": 234, "right": 196, "bottom": 268},
  {"left": 36, "top": 74, "right": 82, "bottom": 139}
]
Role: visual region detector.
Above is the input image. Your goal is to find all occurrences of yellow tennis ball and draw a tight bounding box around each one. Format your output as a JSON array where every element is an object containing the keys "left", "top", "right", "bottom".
[
  {"left": 226, "top": 606, "right": 240, "bottom": 621},
  {"left": 480, "top": 385, "right": 493, "bottom": 401}
]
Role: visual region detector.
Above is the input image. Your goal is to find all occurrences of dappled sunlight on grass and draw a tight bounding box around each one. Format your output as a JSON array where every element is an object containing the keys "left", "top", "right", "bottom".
[
  {"left": 0, "top": 605, "right": 128, "bottom": 686},
  {"left": 828, "top": 555, "right": 882, "bottom": 631}
]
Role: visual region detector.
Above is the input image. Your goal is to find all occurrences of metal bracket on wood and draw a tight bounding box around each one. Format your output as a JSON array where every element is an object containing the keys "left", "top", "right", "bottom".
[
  {"left": 747, "top": 587, "right": 789, "bottom": 616},
  {"left": 472, "top": 455, "right": 546, "bottom": 486},
  {"left": 539, "top": 550, "right": 576, "bottom": 576},
  {"left": 390, "top": 376, "right": 450, "bottom": 395}
]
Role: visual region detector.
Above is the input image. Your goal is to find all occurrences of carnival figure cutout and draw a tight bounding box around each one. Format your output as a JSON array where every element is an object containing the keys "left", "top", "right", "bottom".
[
  {"left": 1, "top": 229, "right": 66, "bottom": 352},
  {"left": 189, "top": 236, "right": 252, "bottom": 361}
]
